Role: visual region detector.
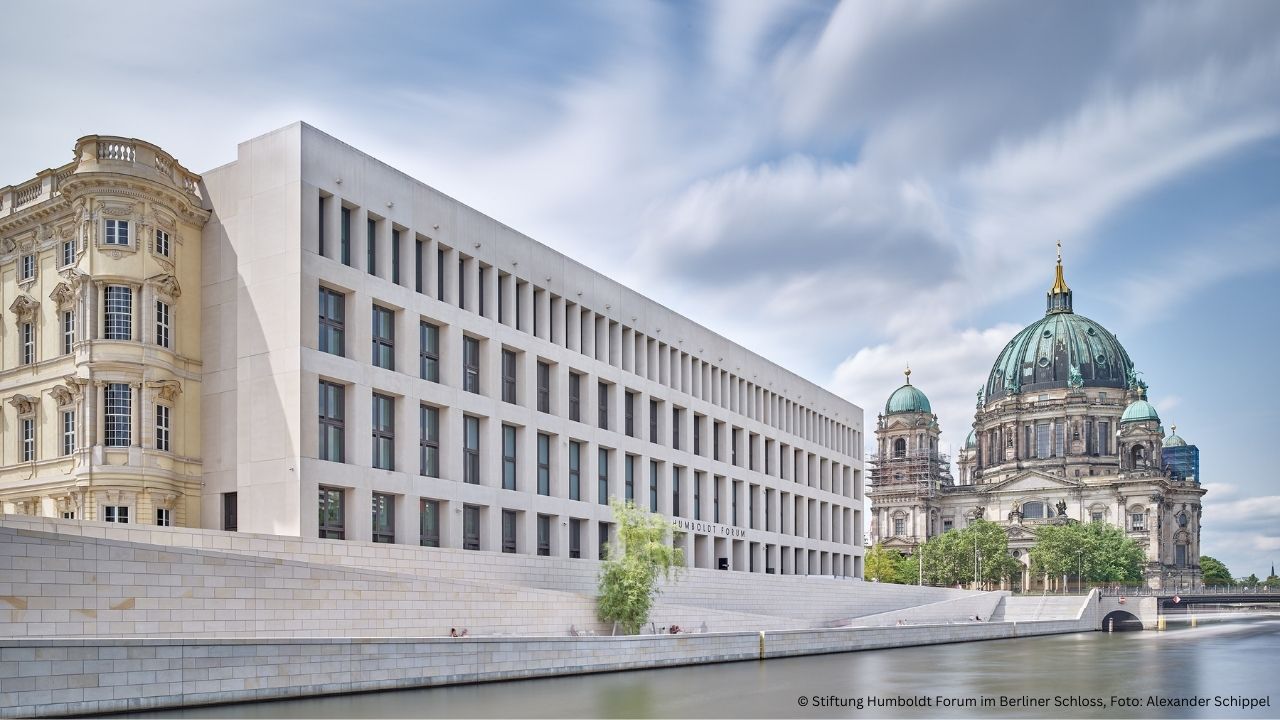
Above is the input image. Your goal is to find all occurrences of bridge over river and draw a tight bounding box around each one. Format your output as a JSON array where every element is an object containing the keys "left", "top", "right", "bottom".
[{"left": 1097, "top": 587, "right": 1280, "bottom": 630}]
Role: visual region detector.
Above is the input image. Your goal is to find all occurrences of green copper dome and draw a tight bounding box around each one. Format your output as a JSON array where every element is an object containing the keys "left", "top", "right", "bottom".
[
  {"left": 1163, "top": 427, "right": 1187, "bottom": 448},
  {"left": 985, "top": 255, "right": 1133, "bottom": 402},
  {"left": 964, "top": 429, "right": 977, "bottom": 449},
  {"left": 885, "top": 367, "right": 931, "bottom": 415},
  {"left": 1121, "top": 397, "right": 1160, "bottom": 424}
]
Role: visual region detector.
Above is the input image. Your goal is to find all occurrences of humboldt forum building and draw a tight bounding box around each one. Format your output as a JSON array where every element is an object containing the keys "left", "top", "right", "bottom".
[{"left": 0, "top": 124, "right": 865, "bottom": 578}]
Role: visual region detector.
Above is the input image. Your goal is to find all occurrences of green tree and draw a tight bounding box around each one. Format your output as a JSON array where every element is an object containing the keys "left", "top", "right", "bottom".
[
  {"left": 864, "top": 544, "right": 904, "bottom": 583},
  {"left": 901, "top": 520, "right": 1019, "bottom": 588},
  {"left": 597, "top": 500, "right": 684, "bottom": 634},
  {"left": 1242, "top": 573, "right": 1260, "bottom": 586},
  {"left": 1199, "top": 556, "right": 1232, "bottom": 586},
  {"left": 1030, "top": 522, "right": 1144, "bottom": 586}
]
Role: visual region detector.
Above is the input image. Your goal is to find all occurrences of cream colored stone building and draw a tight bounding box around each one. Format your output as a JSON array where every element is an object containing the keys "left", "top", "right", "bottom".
[
  {"left": 2, "top": 124, "right": 864, "bottom": 576},
  {"left": 867, "top": 253, "right": 1206, "bottom": 590},
  {"left": 0, "top": 137, "right": 206, "bottom": 527}
]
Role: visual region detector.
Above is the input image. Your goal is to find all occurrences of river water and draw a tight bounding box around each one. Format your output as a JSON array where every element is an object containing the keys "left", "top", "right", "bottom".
[{"left": 122, "top": 614, "right": 1279, "bottom": 719}]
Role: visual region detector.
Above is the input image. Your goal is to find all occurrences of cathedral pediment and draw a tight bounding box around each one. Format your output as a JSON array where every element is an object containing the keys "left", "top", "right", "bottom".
[
  {"left": 982, "top": 470, "right": 1082, "bottom": 494},
  {"left": 1004, "top": 524, "right": 1038, "bottom": 541}
]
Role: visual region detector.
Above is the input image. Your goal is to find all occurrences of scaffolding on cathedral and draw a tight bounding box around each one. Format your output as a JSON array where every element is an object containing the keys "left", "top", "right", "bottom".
[{"left": 867, "top": 447, "right": 954, "bottom": 498}]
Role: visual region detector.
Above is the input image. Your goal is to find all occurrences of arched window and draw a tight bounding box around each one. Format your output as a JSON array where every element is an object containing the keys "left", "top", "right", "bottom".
[
  {"left": 1131, "top": 445, "right": 1145, "bottom": 468},
  {"left": 893, "top": 438, "right": 906, "bottom": 457},
  {"left": 1022, "top": 501, "right": 1045, "bottom": 519}
]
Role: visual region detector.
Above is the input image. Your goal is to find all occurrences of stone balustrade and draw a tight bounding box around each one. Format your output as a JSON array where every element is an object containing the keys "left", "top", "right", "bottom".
[{"left": 0, "top": 135, "right": 201, "bottom": 220}]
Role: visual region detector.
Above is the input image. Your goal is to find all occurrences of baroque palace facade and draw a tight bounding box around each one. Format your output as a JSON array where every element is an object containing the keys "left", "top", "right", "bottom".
[
  {"left": 0, "top": 126, "right": 864, "bottom": 576},
  {"left": 867, "top": 252, "right": 1205, "bottom": 589}
]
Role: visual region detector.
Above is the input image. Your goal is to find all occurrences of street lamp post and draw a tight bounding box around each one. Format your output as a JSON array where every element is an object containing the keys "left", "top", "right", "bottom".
[{"left": 1077, "top": 549, "right": 1084, "bottom": 594}]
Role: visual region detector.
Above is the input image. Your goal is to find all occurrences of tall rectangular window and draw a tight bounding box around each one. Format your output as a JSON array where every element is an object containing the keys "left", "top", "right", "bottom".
[
  {"left": 502, "top": 350, "right": 517, "bottom": 404},
  {"left": 537, "top": 514, "right": 551, "bottom": 556},
  {"left": 105, "top": 219, "right": 129, "bottom": 245},
  {"left": 104, "top": 382, "right": 131, "bottom": 447},
  {"left": 649, "top": 460, "right": 658, "bottom": 513},
  {"left": 694, "top": 472, "right": 701, "bottom": 520},
  {"left": 415, "top": 238, "right": 423, "bottom": 293},
  {"left": 154, "top": 228, "right": 170, "bottom": 257},
  {"left": 156, "top": 508, "right": 171, "bottom": 527},
  {"left": 420, "top": 499, "right": 440, "bottom": 547},
  {"left": 568, "top": 373, "right": 581, "bottom": 421},
  {"left": 155, "top": 404, "right": 171, "bottom": 452},
  {"left": 419, "top": 321, "right": 439, "bottom": 382},
  {"left": 391, "top": 228, "right": 401, "bottom": 285},
  {"left": 502, "top": 424, "right": 517, "bottom": 491},
  {"left": 318, "top": 381, "right": 345, "bottom": 462},
  {"left": 61, "top": 410, "right": 76, "bottom": 456},
  {"left": 672, "top": 467, "right": 681, "bottom": 518},
  {"left": 463, "top": 415, "right": 480, "bottom": 484},
  {"left": 1036, "top": 422, "right": 1051, "bottom": 459},
  {"left": 569, "top": 518, "right": 582, "bottom": 559},
  {"left": 62, "top": 239, "right": 76, "bottom": 267},
  {"left": 420, "top": 405, "right": 439, "bottom": 477},
  {"left": 714, "top": 422, "right": 722, "bottom": 461},
  {"left": 318, "top": 288, "right": 345, "bottom": 356},
  {"left": 463, "top": 336, "right": 480, "bottom": 394},
  {"left": 625, "top": 391, "right": 635, "bottom": 437},
  {"left": 1054, "top": 422, "right": 1065, "bottom": 458},
  {"left": 319, "top": 486, "right": 345, "bottom": 539},
  {"left": 625, "top": 454, "right": 635, "bottom": 502},
  {"left": 714, "top": 479, "right": 720, "bottom": 523},
  {"left": 598, "top": 522, "right": 610, "bottom": 561},
  {"left": 20, "top": 418, "right": 35, "bottom": 462},
  {"left": 598, "top": 382, "right": 609, "bottom": 429},
  {"left": 463, "top": 505, "right": 480, "bottom": 550},
  {"left": 19, "top": 254, "right": 34, "bottom": 280},
  {"left": 694, "top": 416, "right": 702, "bottom": 455},
  {"left": 104, "top": 285, "right": 132, "bottom": 340},
  {"left": 62, "top": 311, "right": 74, "bottom": 355},
  {"left": 537, "top": 361, "right": 550, "bottom": 413},
  {"left": 478, "top": 266, "right": 487, "bottom": 317},
  {"left": 155, "top": 300, "right": 171, "bottom": 349},
  {"left": 437, "top": 248, "right": 445, "bottom": 301},
  {"left": 1098, "top": 422, "right": 1111, "bottom": 456},
  {"left": 20, "top": 323, "right": 34, "bottom": 365},
  {"left": 371, "top": 393, "right": 395, "bottom": 470},
  {"left": 535, "top": 430, "right": 550, "bottom": 491},
  {"left": 732, "top": 481, "right": 738, "bottom": 525},
  {"left": 598, "top": 448, "right": 610, "bottom": 505},
  {"left": 732, "top": 429, "right": 740, "bottom": 466},
  {"left": 568, "top": 440, "right": 581, "bottom": 500},
  {"left": 649, "top": 399, "right": 658, "bottom": 443},
  {"left": 367, "top": 218, "right": 377, "bottom": 276},
  {"left": 340, "top": 207, "right": 351, "bottom": 266},
  {"left": 458, "top": 258, "right": 466, "bottom": 310},
  {"left": 502, "top": 509, "right": 517, "bottom": 553},
  {"left": 223, "top": 492, "right": 238, "bottom": 531},
  {"left": 318, "top": 194, "right": 326, "bottom": 257},
  {"left": 371, "top": 305, "right": 395, "bottom": 370},
  {"left": 372, "top": 493, "right": 395, "bottom": 543},
  {"left": 672, "top": 408, "right": 682, "bottom": 450}
]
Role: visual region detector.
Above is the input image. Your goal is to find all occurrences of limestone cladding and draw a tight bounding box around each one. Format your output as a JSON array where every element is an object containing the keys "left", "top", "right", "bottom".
[{"left": 199, "top": 123, "right": 864, "bottom": 576}]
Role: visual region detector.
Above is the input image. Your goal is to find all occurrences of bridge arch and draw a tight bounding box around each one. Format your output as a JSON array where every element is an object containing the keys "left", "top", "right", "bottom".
[{"left": 1102, "top": 610, "right": 1143, "bottom": 631}]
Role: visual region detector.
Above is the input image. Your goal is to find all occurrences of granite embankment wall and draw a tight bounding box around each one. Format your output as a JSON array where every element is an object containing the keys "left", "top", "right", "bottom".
[
  {"left": 0, "top": 517, "right": 1099, "bottom": 718},
  {"left": 1, "top": 618, "right": 1097, "bottom": 719},
  {"left": 0, "top": 515, "right": 970, "bottom": 623}
]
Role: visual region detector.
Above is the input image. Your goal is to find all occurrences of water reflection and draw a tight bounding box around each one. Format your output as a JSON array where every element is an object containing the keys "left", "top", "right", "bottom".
[{"left": 119, "top": 615, "right": 1280, "bottom": 719}]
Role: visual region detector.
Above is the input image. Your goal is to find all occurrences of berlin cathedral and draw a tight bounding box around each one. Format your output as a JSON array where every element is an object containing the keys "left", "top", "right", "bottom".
[{"left": 867, "top": 250, "right": 1205, "bottom": 590}]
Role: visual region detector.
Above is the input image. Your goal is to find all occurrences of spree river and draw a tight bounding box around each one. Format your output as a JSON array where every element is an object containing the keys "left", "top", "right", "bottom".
[{"left": 122, "top": 614, "right": 1279, "bottom": 719}]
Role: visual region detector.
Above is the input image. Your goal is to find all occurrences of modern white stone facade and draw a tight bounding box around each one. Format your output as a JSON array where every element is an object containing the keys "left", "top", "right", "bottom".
[{"left": 35, "top": 121, "right": 868, "bottom": 576}]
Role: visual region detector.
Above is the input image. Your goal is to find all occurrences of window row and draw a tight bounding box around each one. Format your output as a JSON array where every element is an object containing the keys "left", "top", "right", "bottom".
[
  {"left": 316, "top": 289, "right": 856, "bottom": 495},
  {"left": 299, "top": 486, "right": 857, "bottom": 573},
  {"left": 315, "top": 191, "right": 857, "bottom": 456},
  {"left": 315, "top": 382, "right": 854, "bottom": 540},
  {"left": 8, "top": 287, "right": 174, "bottom": 368},
  {"left": 4, "top": 387, "right": 176, "bottom": 461}
]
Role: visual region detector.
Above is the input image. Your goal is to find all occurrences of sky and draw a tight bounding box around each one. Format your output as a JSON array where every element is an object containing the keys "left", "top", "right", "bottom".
[{"left": 3, "top": 0, "right": 1278, "bottom": 579}]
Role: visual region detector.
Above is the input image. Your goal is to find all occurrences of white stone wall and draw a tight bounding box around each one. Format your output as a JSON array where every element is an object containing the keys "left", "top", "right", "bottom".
[{"left": 200, "top": 122, "right": 865, "bottom": 577}]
